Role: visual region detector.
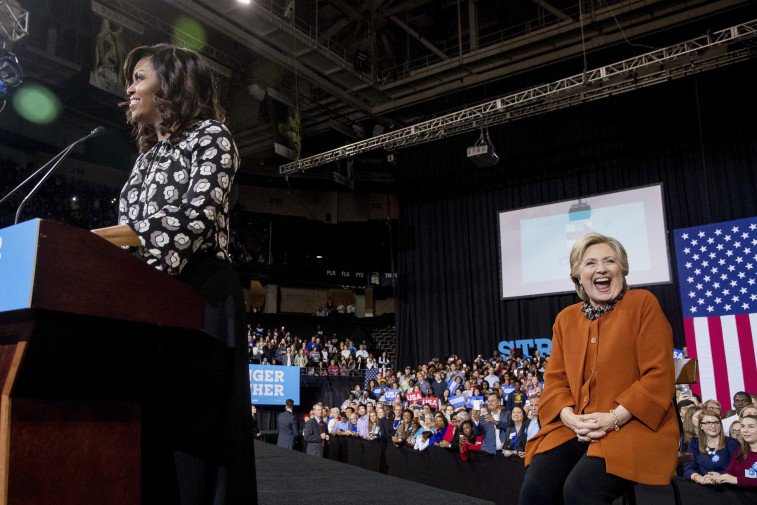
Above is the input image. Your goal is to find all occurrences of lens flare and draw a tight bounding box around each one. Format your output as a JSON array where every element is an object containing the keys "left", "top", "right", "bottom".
[
  {"left": 12, "top": 84, "right": 61, "bottom": 125},
  {"left": 172, "top": 16, "right": 206, "bottom": 52}
]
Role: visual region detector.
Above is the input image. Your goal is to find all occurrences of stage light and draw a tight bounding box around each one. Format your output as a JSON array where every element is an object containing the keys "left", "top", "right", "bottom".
[
  {"left": 237, "top": 0, "right": 251, "bottom": 4},
  {"left": 0, "top": 49, "right": 23, "bottom": 99}
]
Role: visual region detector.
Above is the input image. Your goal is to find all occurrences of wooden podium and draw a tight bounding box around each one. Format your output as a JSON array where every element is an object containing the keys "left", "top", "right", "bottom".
[{"left": 0, "top": 220, "right": 229, "bottom": 505}]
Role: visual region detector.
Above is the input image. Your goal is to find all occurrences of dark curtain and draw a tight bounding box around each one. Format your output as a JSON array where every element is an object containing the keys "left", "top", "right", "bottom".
[{"left": 395, "top": 60, "right": 757, "bottom": 367}]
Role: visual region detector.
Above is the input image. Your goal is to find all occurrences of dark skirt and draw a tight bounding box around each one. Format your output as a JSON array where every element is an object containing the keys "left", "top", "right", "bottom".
[{"left": 172, "top": 255, "right": 257, "bottom": 505}]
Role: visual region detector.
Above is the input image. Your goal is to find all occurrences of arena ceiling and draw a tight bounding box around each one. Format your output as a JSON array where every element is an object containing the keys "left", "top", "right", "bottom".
[{"left": 5, "top": 0, "right": 756, "bottom": 187}]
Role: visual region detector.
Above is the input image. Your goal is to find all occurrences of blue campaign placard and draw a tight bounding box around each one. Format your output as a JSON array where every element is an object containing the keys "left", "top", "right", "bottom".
[
  {"left": 249, "top": 365, "right": 300, "bottom": 406},
  {"left": 0, "top": 219, "right": 40, "bottom": 312},
  {"left": 384, "top": 389, "right": 401, "bottom": 402},
  {"left": 501, "top": 385, "right": 516, "bottom": 399},
  {"left": 449, "top": 394, "right": 466, "bottom": 408},
  {"left": 466, "top": 396, "right": 485, "bottom": 409}
]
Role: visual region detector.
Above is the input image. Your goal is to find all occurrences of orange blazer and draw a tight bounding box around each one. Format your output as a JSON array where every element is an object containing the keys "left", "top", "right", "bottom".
[{"left": 524, "top": 289, "right": 678, "bottom": 485}]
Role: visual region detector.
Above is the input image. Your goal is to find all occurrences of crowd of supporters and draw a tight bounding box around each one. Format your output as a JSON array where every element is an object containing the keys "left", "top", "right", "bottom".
[
  {"left": 247, "top": 322, "right": 390, "bottom": 375},
  {"left": 292, "top": 350, "right": 756, "bottom": 487},
  {"left": 0, "top": 158, "right": 117, "bottom": 229}
]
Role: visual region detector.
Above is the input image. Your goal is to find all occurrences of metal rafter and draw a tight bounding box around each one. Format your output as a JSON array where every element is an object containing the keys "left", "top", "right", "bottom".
[
  {"left": 280, "top": 18, "right": 757, "bottom": 174},
  {"left": 530, "top": 0, "right": 574, "bottom": 22},
  {"left": 0, "top": 0, "right": 29, "bottom": 43}
]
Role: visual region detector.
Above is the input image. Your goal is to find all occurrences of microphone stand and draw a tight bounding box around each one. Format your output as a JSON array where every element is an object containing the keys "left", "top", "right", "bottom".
[{"left": 10, "top": 127, "right": 104, "bottom": 225}]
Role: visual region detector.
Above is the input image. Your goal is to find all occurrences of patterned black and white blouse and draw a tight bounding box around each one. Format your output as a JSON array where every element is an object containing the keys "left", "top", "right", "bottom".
[{"left": 118, "top": 119, "right": 239, "bottom": 276}]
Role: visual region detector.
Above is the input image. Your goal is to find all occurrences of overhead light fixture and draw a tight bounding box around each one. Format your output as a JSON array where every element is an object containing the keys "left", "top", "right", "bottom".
[
  {"left": 0, "top": 49, "right": 23, "bottom": 99},
  {"left": 237, "top": 0, "right": 251, "bottom": 4},
  {"left": 466, "top": 122, "right": 499, "bottom": 167}
]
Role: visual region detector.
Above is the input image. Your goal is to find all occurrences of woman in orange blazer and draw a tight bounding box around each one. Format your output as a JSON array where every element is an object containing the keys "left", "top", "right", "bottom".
[{"left": 518, "top": 232, "right": 678, "bottom": 505}]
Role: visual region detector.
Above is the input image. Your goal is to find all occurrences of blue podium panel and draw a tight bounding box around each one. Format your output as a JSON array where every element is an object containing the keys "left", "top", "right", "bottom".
[
  {"left": 0, "top": 219, "right": 41, "bottom": 312},
  {"left": 249, "top": 365, "right": 300, "bottom": 406}
]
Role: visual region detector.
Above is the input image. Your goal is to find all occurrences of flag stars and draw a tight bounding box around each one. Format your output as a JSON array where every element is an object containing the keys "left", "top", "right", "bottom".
[
  {"left": 705, "top": 290, "right": 713, "bottom": 297},
  {"left": 682, "top": 233, "right": 689, "bottom": 240},
  {"left": 730, "top": 280, "right": 737, "bottom": 287},
  {"left": 715, "top": 229, "right": 722, "bottom": 235},
  {"left": 736, "top": 257, "right": 744, "bottom": 263},
  {"left": 726, "top": 250, "right": 734, "bottom": 257},
  {"left": 697, "top": 298, "right": 704, "bottom": 305},
  {"left": 732, "top": 295, "right": 740, "bottom": 303},
  {"left": 684, "top": 247, "right": 691, "bottom": 254},
  {"left": 721, "top": 274, "right": 728, "bottom": 280},
  {"left": 685, "top": 262, "right": 692, "bottom": 268},
  {"left": 687, "top": 276, "right": 694, "bottom": 283},
  {"left": 691, "top": 307, "right": 698, "bottom": 313},
  {"left": 696, "top": 283, "right": 704, "bottom": 290},
  {"left": 692, "top": 239, "right": 699, "bottom": 246},
  {"left": 749, "top": 278, "right": 756, "bottom": 285},
  {"left": 734, "top": 241, "right": 742, "bottom": 248},
  {"left": 717, "top": 244, "right": 724, "bottom": 251},
  {"left": 728, "top": 265, "right": 736, "bottom": 272},
  {"left": 743, "top": 303, "right": 750, "bottom": 310},
  {"left": 750, "top": 223, "right": 757, "bottom": 231},
  {"left": 725, "top": 235, "right": 732, "bottom": 242},
  {"left": 706, "top": 306, "right": 714, "bottom": 313},
  {"left": 702, "top": 261, "right": 709, "bottom": 267},
  {"left": 718, "top": 258, "right": 726, "bottom": 265},
  {"left": 746, "top": 263, "right": 754, "bottom": 270},
  {"left": 693, "top": 254, "right": 700, "bottom": 260},
  {"left": 732, "top": 226, "right": 739, "bottom": 233},
  {"left": 707, "top": 237, "right": 715, "bottom": 244},
  {"left": 700, "top": 246, "right": 707, "bottom": 253},
  {"left": 745, "top": 248, "right": 752, "bottom": 254},
  {"left": 688, "top": 291, "right": 696, "bottom": 298},
  {"left": 724, "top": 304, "right": 732, "bottom": 311},
  {"left": 704, "top": 275, "right": 711, "bottom": 282},
  {"left": 709, "top": 253, "right": 716, "bottom": 259},
  {"left": 723, "top": 289, "right": 731, "bottom": 296},
  {"left": 740, "top": 287, "right": 747, "bottom": 294},
  {"left": 741, "top": 232, "right": 749, "bottom": 239},
  {"left": 711, "top": 267, "right": 718, "bottom": 274},
  {"left": 738, "top": 272, "right": 746, "bottom": 279},
  {"left": 751, "top": 293, "right": 757, "bottom": 301},
  {"left": 713, "top": 282, "right": 720, "bottom": 288},
  {"left": 698, "top": 231, "right": 705, "bottom": 238},
  {"left": 695, "top": 269, "right": 701, "bottom": 275},
  {"left": 714, "top": 297, "right": 722, "bottom": 304}
]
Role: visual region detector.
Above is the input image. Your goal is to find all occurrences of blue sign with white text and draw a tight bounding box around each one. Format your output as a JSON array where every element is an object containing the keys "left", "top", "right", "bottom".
[
  {"left": 0, "top": 220, "right": 40, "bottom": 313},
  {"left": 249, "top": 365, "right": 300, "bottom": 406}
]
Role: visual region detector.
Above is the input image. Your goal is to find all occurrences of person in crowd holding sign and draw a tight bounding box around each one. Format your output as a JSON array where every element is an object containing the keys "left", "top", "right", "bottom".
[
  {"left": 503, "top": 406, "right": 530, "bottom": 458},
  {"left": 520, "top": 233, "right": 678, "bottom": 505},
  {"left": 91, "top": 43, "right": 253, "bottom": 505},
  {"left": 684, "top": 409, "right": 739, "bottom": 484},
  {"left": 707, "top": 414, "right": 757, "bottom": 487}
]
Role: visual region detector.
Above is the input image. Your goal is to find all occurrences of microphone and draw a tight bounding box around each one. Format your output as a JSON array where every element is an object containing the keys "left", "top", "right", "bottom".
[{"left": 8, "top": 127, "right": 105, "bottom": 225}]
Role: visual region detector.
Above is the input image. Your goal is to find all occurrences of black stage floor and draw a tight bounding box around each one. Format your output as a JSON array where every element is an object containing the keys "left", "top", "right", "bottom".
[{"left": 254, "top": 440, "right": 494, "bottom": 505}]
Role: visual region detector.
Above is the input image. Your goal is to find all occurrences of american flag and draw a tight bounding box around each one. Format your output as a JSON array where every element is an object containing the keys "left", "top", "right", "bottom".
[{"left": 673, "top": 216, "right": 757, "bottom": 411}]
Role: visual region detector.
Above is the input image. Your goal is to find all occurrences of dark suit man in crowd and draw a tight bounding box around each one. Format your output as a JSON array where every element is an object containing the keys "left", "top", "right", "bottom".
[
  {"left": 303, "top": 403, "right": 329, "bottom": 457},
  {"left": 276, "top": 399, "right": 298, "bottom": 449}
]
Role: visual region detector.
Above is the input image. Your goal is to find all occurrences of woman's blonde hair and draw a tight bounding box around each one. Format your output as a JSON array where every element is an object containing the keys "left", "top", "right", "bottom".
[
  {"left": 696, "top": 409, "right": 725, "bottom": 453},
  {"left": 569, "top": 232, "right": 630, "bottom": 300}
]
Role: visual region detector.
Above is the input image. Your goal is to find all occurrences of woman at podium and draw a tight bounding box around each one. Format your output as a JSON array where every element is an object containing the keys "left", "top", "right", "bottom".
[{"left": 91, "top": 43, "right": 255, "bottom": 505}]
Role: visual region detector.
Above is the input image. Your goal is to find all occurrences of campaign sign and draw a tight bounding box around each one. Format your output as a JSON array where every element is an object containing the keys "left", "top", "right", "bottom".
[
  {"left": 501, "top": 386, "right": 516, "bottom": 400},
  {"left": 406, "top": 391, "right": 423, "bottom": 403},
  {"left": 466, "top": 396, "right": 484, "bottom": 410},
  {"left": 673, "top": 349, "right": 685, "bottom": 359},
  {"left": 384, "top": 389, "right": 401, "bottom": 403},
  {"left": 372, "top": 387, "right": 386, "bottom": 398},
  {"left": 249, "top": 365, "right": 300, "bottom": 406},
  {"left": 447, "top": 379, "right": 460, "bottom": 393},
  {"left": 421, "top": 397, "right": 439, "bottom": 409},
  {"left": 449, "top": 394, "right": 466, "bottom": 408}
]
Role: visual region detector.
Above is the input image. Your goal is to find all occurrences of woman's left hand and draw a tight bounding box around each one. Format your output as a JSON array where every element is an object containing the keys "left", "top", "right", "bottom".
[
  {"left": 581, "top": 412, "right": 615, "bottom": 440},
  {"left": 710, "top": 473, "right": 737, "bottom": 485}
]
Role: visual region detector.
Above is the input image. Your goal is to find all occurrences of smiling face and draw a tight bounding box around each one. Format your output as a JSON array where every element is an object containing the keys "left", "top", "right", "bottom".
[
  {"left": 578, "top": 243, "right": 625, "bottom": 307},
  {"left": 126, "top": 56, "right": 162, "bottom": 128},
  {"left": 699, "top": 415, "right": 722, "bottom": 439},
  {"left": 740, "top": 416, "right": 757, "bottom": 444}
]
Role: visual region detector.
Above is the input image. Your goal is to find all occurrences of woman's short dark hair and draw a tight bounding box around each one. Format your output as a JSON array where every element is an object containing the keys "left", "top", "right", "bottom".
[{"left": 123, "top": 43, "right": 225, "bottom": 152}]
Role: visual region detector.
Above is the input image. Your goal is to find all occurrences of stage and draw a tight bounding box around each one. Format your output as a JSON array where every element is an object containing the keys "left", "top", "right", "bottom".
[{"left": 254, "top": 440, "right": 494, "bottom": 505}]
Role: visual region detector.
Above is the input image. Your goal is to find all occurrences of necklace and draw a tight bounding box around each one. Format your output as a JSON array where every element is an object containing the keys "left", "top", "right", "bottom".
[
  {"left": 705, "top": 446, "right": 717, "bottom": 456},
  {"left": 581, "top": 292, "right": 624, "bottom": 320}
]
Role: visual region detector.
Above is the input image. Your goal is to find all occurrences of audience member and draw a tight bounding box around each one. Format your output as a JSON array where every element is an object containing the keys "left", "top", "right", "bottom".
[
  {"left": 684, "top": 409, "right": 739, "bottom": 484},
  {"left": 276, "top": 399, "right": 298, "bottom": 449}
]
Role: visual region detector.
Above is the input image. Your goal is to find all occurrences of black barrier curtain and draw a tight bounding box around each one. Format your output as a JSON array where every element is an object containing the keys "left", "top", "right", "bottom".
[{"left": 395, "top": 61, "right": 757, "bottom": 366}]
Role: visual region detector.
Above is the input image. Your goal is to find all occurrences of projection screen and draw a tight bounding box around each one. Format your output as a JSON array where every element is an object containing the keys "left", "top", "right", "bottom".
[{"left": 498, "top": 184, "right": 671, "bottom": 299}]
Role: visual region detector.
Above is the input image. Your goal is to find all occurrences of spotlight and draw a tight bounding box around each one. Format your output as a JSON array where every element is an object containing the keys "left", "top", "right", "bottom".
[{"left": 0, "top": 49, "right": 23, "bottom": 98}]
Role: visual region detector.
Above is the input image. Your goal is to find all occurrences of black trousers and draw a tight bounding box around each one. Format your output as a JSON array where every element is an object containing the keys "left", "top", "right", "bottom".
[{"left": 518, "top": 438, "right": 635, "bottom": 505}]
